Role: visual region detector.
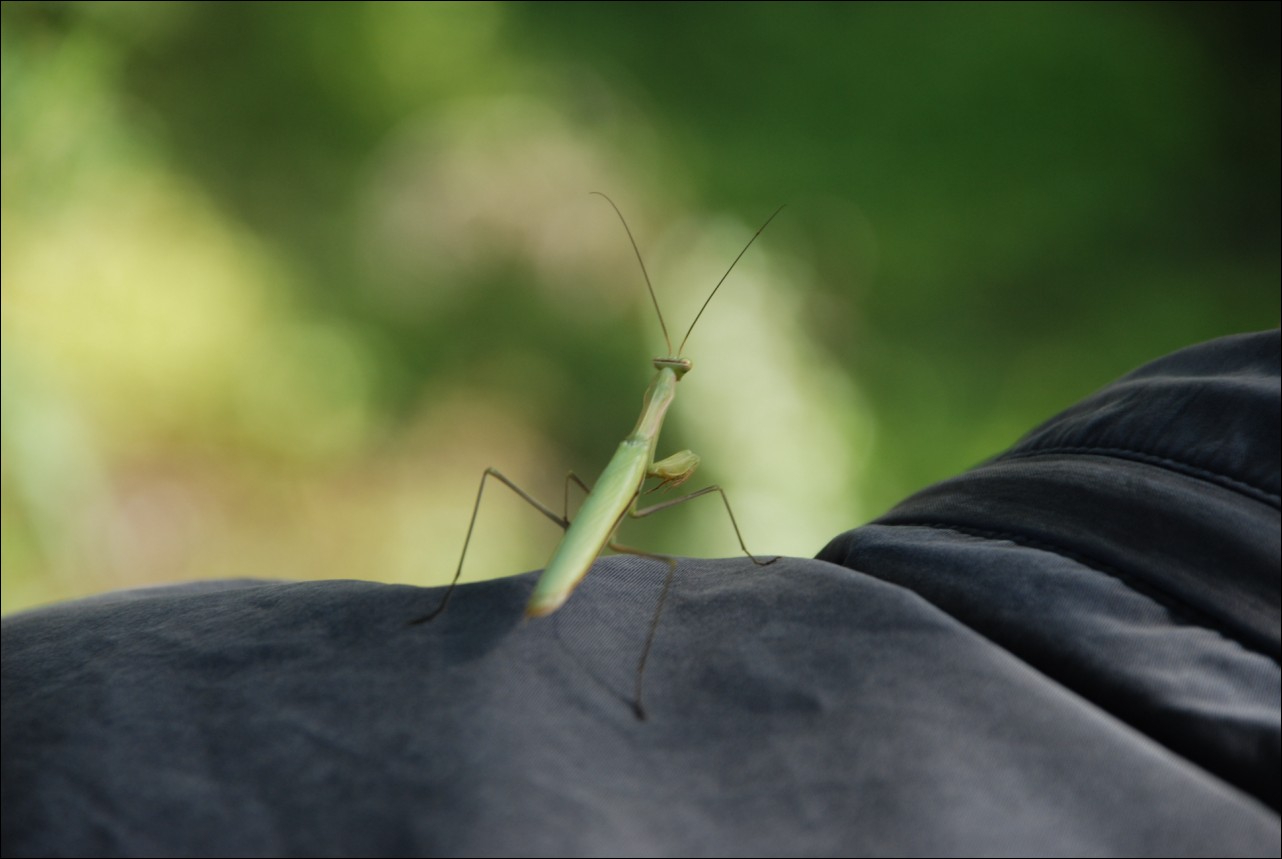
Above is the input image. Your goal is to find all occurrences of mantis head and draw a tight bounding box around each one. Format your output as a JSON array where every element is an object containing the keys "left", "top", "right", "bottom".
[{"left": 653, "top": 357, "right": 692, "bottom": 379}]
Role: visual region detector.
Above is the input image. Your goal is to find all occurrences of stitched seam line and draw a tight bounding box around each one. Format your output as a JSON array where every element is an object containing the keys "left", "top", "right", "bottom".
[
  {"left": 880, "top": 519, "right": 1277, "bottom": 667},
  {"left": 1001, "top": 446, "right": 1280, "bottom": 508}
]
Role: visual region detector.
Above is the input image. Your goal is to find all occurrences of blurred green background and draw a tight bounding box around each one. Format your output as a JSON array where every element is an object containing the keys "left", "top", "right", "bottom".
[{"left": 2, "top": 2, "right": 1278, "bottom": 614}]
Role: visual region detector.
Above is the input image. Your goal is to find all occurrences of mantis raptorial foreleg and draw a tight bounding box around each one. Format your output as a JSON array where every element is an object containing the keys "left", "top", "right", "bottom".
[{"left": 647, "top": 449, "right": 700, "bottom": 490}]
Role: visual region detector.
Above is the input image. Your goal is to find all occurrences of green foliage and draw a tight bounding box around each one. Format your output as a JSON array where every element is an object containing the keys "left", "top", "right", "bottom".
[{"left": 2, "top": 1, "right": 1277, "bottom": 612}]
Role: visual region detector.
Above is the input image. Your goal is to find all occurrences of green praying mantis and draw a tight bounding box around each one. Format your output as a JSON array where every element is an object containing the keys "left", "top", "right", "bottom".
[{"left": 415, "top": 193, "right": 782, "bottom": 717}]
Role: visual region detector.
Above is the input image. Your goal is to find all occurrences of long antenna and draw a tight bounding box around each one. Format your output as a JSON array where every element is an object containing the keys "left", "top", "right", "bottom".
[
  {"left": 677, "top": 204, "right": 785, "bottom": 356},
  {"left": 591, "top": 192, "right": 672, "bottom": 356}
]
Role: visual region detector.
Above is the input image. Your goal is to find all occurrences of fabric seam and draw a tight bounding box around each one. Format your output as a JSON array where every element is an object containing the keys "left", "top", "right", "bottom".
[
  {"left": 1001, "top": 446, "right": 1280, "bottom": 509},
  {"left": 877, "top": 519, "right": 1278, "bottom": 668}
]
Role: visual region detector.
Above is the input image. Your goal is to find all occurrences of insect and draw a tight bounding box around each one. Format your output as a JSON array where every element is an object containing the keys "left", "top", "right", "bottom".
[{"left": 415, "top": 193, "right": 781, "bottom": 717}]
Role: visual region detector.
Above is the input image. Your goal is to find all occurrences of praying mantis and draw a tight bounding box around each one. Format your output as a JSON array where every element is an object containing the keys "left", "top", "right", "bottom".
[{"left": 415, "top": 193, "right": 782, "bottom": 717}]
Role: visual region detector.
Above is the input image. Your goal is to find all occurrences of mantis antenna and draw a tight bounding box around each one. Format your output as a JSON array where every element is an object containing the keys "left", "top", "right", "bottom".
[
  {"left": 590, "top": 192, "right": 785, "bottom": 358},
  {"left": 590, "top": 191, "right": 673, "bottom": 356},
  {"left": 676, "top": 204, "right": 785, "bottom": 356}
]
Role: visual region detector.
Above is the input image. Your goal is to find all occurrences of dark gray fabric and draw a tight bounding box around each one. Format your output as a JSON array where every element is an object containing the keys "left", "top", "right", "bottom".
[
  {"left": 3, "top": 330, "right": 1279, "bottom": 857},
  {"left": 819, "top": 329, "right": 1280, "bottom": 813}
]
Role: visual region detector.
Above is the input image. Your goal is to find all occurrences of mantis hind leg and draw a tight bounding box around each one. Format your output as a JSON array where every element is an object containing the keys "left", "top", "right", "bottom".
[
  {"left": 410, "top": 468, "right": 590, "bottom": 624},
  {"left": 606, "top": 540, "right": 677, "bottom": 722},
  {"left": 615, "top": 487, "right": 777, "bottom": 720}
]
